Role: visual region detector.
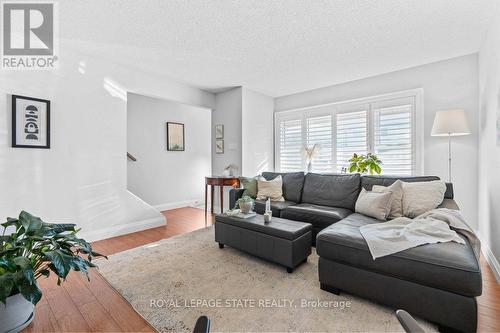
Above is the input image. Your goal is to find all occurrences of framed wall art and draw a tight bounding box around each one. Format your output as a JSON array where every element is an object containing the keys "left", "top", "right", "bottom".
[
  {"left": 215, "top": 124, "right": 224, "bottom": 139},
  {"left": 12, "top": 95, "right": 51, "bottom": 149},
  {"left": 166, "top": 122, "right": 185, "bottom": 151},
  {"left": 215, "top": 139, "right": 224, "bottom": 154}
]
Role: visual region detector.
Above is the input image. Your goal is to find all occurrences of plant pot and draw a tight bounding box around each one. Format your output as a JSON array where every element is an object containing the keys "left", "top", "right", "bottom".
[
  {"left": 239, "top": 201, "right": 253, "bottom": 214},
  {"left": 0, "top": 293, "right": 35, "bottom": 333}
]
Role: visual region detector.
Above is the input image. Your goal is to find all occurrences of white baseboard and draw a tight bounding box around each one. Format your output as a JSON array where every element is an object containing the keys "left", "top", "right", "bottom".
[
  {"left": 482, "top": 243, "right": 500, "bottom": 284},
  {"left": 80, "top": 215, "right": 166, "bottom": 243},
  {"left": 154, "top": 199, "right": 205, "bottom": 212},
  {"left": 154, "top": 201, "right": 225, "bottom": 214}
]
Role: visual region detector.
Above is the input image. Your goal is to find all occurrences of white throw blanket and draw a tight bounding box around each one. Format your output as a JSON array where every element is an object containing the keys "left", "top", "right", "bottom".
[{"left": 359, "top": 208, "right": 479, "bottom": 259}]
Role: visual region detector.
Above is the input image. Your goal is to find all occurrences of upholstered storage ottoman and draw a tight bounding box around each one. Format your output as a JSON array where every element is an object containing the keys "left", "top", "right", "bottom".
[{"left": 215, "top": 214, "right": 312, "bottom": 273}]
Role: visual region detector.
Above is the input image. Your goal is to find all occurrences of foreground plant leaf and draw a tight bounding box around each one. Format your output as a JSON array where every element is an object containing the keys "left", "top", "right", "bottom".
[{"left": 0, "top": 211, "right": 107, "bottom": 305}]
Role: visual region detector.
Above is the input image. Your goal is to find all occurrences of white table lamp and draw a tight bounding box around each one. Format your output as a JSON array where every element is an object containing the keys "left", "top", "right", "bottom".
[{"left": 431, "top": 109, "right": 470, "bottom": 182}]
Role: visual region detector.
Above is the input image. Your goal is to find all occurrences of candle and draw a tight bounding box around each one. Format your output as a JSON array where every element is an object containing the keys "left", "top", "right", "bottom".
[{"left": 264, "top": 212, "right": 272, "bottom": 223}]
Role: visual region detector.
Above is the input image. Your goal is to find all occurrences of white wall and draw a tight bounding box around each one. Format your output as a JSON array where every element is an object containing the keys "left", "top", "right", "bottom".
[
  {"left": 0, "top": 39, "right": 215, "bottom": 241},
  {"left": 275, "top": 55, "right": 479, "bottom": 228},
  {"left": 478, "top": 8, "right": 500, "bottom": 280},
  {"left": 242, "top": 88, "right": 274, "bottom": 176},
  {"left": 211, "top": 87, "right": 274, "bottom": 211},
  {"left": 211, "top": 88, "right": 243, "bottom": 211},
  {"left": 212, "top": 87, "right": 243, "bottom": 176},
  {"left": 127, "top": 93, "right": 211, "bottom": 211}
]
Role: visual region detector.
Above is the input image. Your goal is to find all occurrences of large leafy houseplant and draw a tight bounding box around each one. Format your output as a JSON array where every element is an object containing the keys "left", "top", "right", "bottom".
[
  {"left": 348, "top": 153, "right": 383, "bottom": 175},
  {"left": 0, "top": 211, "right": 106, "bottom": 306}
]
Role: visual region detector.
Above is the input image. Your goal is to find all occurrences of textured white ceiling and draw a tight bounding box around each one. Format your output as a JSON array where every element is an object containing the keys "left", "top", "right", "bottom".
[{"left": 60, "top": 0, "right": 498, "bottom": 97}]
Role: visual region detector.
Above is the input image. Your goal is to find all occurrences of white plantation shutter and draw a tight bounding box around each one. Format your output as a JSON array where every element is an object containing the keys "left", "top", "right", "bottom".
[
  {"left": 306, "top": 115, "right": 333, "bottom": 172},
  {"left": 336, "top": 111, "right": 367, "bottom": 172},
  {"left": 275, "top": 90, "right": 422, "bottom": 175},
  {"left": 373, "top": 98, "right": 415, "bottom": 175},
  {"left": 278, "top": 118, "right": 303, "bottom": 172}
]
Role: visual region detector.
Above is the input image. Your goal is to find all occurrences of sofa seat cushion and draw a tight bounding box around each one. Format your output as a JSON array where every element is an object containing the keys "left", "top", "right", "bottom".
[
  {"left": 316, "top": 213, "right": 482, "bottom": 297},
  {"left": 254, "top": 200, "right": 296, "bottom": 217},
  {"left": 280, "top": 203, "right": 353, "bottom": 229}
]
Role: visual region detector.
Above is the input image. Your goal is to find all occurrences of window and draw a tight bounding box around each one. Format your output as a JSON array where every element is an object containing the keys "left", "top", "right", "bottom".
[
  {"left": 275, "top": 90, "right": 422, "bottom": 175},
  {"left": 336, "top": 110, "right": 367, "bottom": 173},
  {"left": 278, "top": 118, "right": 303, "bottom": 172},
  {"left": 306, "top": 115, "right": 332, "bottom": 173},
  {"left": 373, "top": 98, "right": 414, "bottom": 175}
]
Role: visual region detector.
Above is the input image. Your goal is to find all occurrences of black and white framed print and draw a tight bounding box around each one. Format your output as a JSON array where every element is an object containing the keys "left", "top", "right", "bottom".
[
  {"left": 215, "top": 124, "right": 224, "bottom": 139},
  {"left": 215, "top": 139, "right": 224, "bottom": 154},
  {"left": 12, "top": 95, "right": 51, "bottom": 149},
  {"left": 166, "top": 122, "right": 185, "bottom": 151}
]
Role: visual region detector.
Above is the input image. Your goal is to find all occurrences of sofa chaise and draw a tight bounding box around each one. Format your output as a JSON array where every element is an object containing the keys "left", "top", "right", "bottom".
[{"left": 229, "top": 172, "right": 481, "bottom": 332}]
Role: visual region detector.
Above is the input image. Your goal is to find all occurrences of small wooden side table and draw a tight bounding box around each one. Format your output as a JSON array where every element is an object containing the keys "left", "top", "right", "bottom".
[{"left": 205, "top": 176, "right": 240, "bottom": 222}]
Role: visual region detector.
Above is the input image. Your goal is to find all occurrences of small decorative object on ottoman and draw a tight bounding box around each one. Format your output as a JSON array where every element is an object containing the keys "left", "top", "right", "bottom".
[
  {"left": 215, "top": 214, "right": 312, "bottom": 273},
  {"left": 263, "top": 198, "right": 272, "bottom": 222},
  {"left": 263, "top": 212, "right": 272, "bottom": 223},
  {"left": 236, "top": 195, "right": 254, "bottom": 214}
]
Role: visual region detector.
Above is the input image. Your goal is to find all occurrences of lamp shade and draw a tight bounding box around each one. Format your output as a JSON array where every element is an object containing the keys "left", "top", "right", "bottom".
[{"left": 431, "top": 109, "right": 471, "bottom": 136}]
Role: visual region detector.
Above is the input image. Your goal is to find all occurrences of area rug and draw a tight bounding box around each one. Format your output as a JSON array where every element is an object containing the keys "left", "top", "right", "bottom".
[{"left": 96, "top": 227, "right": 436, "bottom": 332}]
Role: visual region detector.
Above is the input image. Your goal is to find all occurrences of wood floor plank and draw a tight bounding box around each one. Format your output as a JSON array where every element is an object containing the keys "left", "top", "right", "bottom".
[
  {"left": 63, "top": 273, "right": 97, "bottom": 308},
  {"left": 24, "top": 302, "right": 59, "bottom": 333},
  {"left": 79, "top": 300, "right": 123, "bottom": 332},
  {"left": 23, "top": 207, "right": 500, "bottom": 332},
  {"left": 43, "top": 279, "right": 92, "bottom": 332}
]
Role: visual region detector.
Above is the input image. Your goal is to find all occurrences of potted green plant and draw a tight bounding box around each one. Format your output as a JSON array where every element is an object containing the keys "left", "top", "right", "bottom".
[
  {"left": 348, "top": 153, "right": 383, "bottom": 175},
  {"left": 0, "top": 211, "right": 106, "bottom": 332},
  {"left": 235, "top": 196, "right": 254, "bottom": 214}
]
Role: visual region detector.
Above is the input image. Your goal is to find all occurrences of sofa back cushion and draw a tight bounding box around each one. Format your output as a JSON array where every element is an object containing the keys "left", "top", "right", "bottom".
[
  {"left": 401, "top": 180, "right": 447, "bottom": 218},
  {"left": 261, "top": 172, "right": 305, "bottom": 203},
  {"left": 361, "top": 175, "right": 454, "bottom": 199},
  {"left": 256, "top": 176, "right": 285, "bottom": 201},
  {"left": 301, "top": 173, "right": 361, "bottom": 210}
]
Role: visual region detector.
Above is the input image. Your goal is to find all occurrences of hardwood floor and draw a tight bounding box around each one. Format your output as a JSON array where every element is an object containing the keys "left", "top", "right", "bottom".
[
  {"left": 477, "top": 255, "right": 500, "bottom": 332},
  {"left": 24, "top": 207, "right": 500, "bottom": 332},
  {"left": 24, "top": 207, "right": 213, "bottom": 333}
]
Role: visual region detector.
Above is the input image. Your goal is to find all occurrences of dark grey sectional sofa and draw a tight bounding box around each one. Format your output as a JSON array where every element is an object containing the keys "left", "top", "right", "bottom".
[
  {"left": 230, "top": 172, "right": 455, "bottom": 242},
  {"left": 229, "top": 172, "right": 481, "bottom": 333}
]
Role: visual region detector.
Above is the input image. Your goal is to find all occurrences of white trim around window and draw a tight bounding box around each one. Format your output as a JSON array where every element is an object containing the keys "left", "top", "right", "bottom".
[{"left": 274, "top": 88, "right": 424, "bottom": 176}]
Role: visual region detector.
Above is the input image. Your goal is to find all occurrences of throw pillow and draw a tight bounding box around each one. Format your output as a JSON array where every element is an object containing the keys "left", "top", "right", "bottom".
[
  {"left": 372, "top": 180, "right": 404, "bottom": 219},
  {"left": 257, "top": 175, "right": 285, "bottom": 201},
  {"left": 355, "top": 188, "right": 393, "bottom": 221},
  {"left": 239, "top": 176, "right": 258, "bottom": 198},
  {"left": 402, "top": 180, "right": 446, "bottom": 218}
]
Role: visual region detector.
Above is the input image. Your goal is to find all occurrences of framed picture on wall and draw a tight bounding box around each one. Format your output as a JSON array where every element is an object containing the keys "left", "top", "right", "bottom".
[
  {"left": 166, "top": 122, "right": 185, "bottom": 151},
  {"left": 215, "top": 139, "right": 224, "bottom": 154},
  {"left": 12, "top": 95, "right": 51, "bottom": 149},
  {"left": 215, "top": 124, "right": 224, "bottom": 139}
]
